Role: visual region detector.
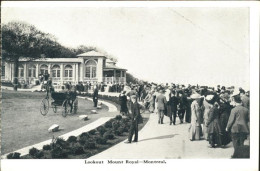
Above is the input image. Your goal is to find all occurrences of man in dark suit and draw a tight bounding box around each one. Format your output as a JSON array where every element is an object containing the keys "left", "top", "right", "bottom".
[
  {"left": 156, "top": 89, "right": 167, "bottom": 124},
  {"left": 226, "top": 95, "right": 249, "bottom": 154},
  {"left": 93, "top": 85, "right": 99, "bottom": 107},
  {"left": 125, "top": 95, "right": 141, "bottom": 143},
  {"left": 169, "top": 90, "right": 179, "bottom": 125}
]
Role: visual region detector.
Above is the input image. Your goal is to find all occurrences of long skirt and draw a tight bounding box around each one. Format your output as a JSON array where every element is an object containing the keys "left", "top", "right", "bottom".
[{"left": 189, "top": 124, "right": 202, "bottom": 141}]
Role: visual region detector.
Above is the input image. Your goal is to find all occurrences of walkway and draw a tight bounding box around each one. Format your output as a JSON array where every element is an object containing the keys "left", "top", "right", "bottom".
[{"left": 90, "top": 113, "right": 235, "bottom": 159}]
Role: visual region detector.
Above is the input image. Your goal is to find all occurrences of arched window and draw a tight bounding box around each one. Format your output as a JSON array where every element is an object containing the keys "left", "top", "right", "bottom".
[
  {"left": 28, "top": 64, "right": 36, "bottom": 77},
  {"left": 64, "top": 65, "right": 73, "bottom": 78},
  {"left": 18, "top": 64, "right": 24, "bottom": 77},
  {"left": 52, "top": 65, "right": 60, "bottom": 78},
  {"left": 40, "top": 64, "right": 48, "bottom": 75},
  {"left": 85, "top": 60, "right": 97, "bottom": 78}
]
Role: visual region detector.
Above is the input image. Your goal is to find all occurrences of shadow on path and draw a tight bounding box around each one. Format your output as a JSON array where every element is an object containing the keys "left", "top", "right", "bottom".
[{"left": 138, "top": 134, "right": 179, "bottom": 143}]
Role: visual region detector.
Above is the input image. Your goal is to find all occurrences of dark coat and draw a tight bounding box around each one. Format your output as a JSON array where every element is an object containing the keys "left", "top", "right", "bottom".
[
  {"left": 93, "top": 88, "right": 98, "bottom": 101},
  {"left": 130, "top": 102, "right": 141, "bottom": 122},
  {"left": 119, "top": 94, "right": 128, "bottom": 113},
  {"left": 206, "top": 106, "right": 221, "bottom": 134},
  {"left": 169, "top": 96, "right": 179, "bottom": 111},
  {"left": 219, "top": 102, "right": 232, "bottom": 132}
]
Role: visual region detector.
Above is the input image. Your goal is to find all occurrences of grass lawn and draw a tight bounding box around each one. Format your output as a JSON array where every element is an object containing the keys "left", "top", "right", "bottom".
[{"left": 1, "top": 89, "right": 118, "bottom": 155}]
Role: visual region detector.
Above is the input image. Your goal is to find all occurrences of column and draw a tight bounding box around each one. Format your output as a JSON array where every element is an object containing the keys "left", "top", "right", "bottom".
[
  {"left": 73, "top": 63, "right": 76, "bottom": 84},
  {"left": 60, "top": 64, "right": 64, "bottom": 85},
  {"left": 11, "top": 63, "right": 14, "bottom": 82},
  {"left": 80, "top": 63, "right": 84, "bottom": 82},
  {"left": 36, "top": 63, "right": 39, "bottom": 78},
  {"left": 24, "top": 63, "right": 27, "bottom": 83},
  {"left": 75, "top": 63, "right": 79, "bottom": 83},
  {"left": 97, "top": 58, "right": 103, "bottom": 83}
]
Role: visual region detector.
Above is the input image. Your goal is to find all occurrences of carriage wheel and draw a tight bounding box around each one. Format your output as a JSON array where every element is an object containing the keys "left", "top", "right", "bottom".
[
  {"left": 40, "top": 98, "right": 49, "bottom": 116},
  {"left": 62, "top": 100, "right": 69, "bottom": 117},
  {"left": 52, "top": 105, "right": 57, "bottom": 113},
  {"left": 73, "top": 98, "right": 78, "bottom": 114}
]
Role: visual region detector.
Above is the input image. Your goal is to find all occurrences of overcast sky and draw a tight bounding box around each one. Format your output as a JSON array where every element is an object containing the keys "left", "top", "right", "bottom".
[{"left": 1, "top": 2, "right": 250, "bottom": 89}]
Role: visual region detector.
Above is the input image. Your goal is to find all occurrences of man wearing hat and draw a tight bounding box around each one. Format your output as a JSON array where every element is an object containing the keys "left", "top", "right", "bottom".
[
  {"left": 156, "top": 89, "right": 167, "bottom": 124},
  {"left": 125, "top": 95, "right": 141, "bottom": 143},
  {"left": 240, "top": 89, "right": 249, "bottom": 109},
  {"left": 226, "top": 95, "right": 249, "bottom": 155}
]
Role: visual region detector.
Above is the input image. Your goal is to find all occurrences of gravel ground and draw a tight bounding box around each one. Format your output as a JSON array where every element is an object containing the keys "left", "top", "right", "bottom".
[{"left": 1, "top": 90, "right": 119, "bottom": 155}]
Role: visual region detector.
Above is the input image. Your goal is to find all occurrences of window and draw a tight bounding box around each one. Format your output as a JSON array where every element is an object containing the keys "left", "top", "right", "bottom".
[
  {"left": 1, "top": 62, "right": 5, "bottom": 77},
  {"left": 18, "top": 64, "right": 24, "bottom": 77},
  {"left": 28, "top": 65, "right": 36, "bottom": 77},
  {"left": 64, "top": 65, "right": 73, "bottom": 78},
  {"left": 52, "top": 65, "right": 60, "bottom": 78},
  {"left": 85, "top": 60, "right": 97, "bottom": 78},
  {"left": 40, "top": 64, "right": 48, "bottom": 75}
]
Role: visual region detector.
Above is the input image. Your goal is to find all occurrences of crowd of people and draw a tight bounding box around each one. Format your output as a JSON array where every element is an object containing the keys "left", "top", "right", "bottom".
[
  {"left": 43, "top": 78, "right": 250, "bottom": 157},
  {"left": 75, "top": 82, "right": 125, "bottom": 93},
  {"left": 118, "top": 82, "right": 250, "bottom": 157}
]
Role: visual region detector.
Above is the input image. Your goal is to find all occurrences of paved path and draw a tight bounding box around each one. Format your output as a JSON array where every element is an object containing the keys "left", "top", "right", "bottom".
[{"left": 90, "top": 113, "right": 234, "bottom": 159}]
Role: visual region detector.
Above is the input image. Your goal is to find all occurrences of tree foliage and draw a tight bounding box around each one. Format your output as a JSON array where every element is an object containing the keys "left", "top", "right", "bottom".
[{"left": 2, "top": 21, "right": 76, "bottom": 61}]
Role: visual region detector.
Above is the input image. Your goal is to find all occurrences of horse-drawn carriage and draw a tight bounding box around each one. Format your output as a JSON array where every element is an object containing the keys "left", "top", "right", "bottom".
[{"left": 40, "top": 90, "right": 78, "bottom": 117}]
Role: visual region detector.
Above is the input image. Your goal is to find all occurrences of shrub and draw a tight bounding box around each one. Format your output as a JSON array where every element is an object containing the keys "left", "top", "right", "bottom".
[
  {"left": 96, "top": 126, "right": 106, "bottom": 136},
  {"left": 84, "top": 141, "right": 96, "bottom": 149},
  {"left": 112, "top": 121, "right": 120, "bottom": 131},
  {"left": 95, "top": 137, "right": 107, "bottom": 145},
  {"left": 43, "top": 144, "right": 51, "bottom": 151},
  {"left": 35, "top": 151, "right": 44, "bottom": 159},
  {"left": 104, "top": 121, "right": 112, "bottom": 128},
  {"left": 79, "top": 132, "right": 90, "bottom": 138},
  {"left": 67, "top": 136, "right": 77, "bottom": 143},
  {"left": 78, "top": 136, "right": 88, "bottom": 145},
  {"left": 115, "top": 115, "right": 122, "bottom": 120},
  {"left": 118, "top": 126, "right": 126, "bottom": 134},
  {"left": 7, "top": 152, "right": 21, "bottom": 159},
  {"left": 70, "top": 144, "right": 85, "bottom": 155},
  {"left": 114, "top": 130, "right": 121, "bottom": 136},
  {"left": 55, "top": 138, "right": 69, "bottom": 149},
  {"left": 103, "top": 131, "right": 115, "bottom": 140},
  {"left": 29, "top": 147, "right": 39, "bottom": 157},
  {"left": 51, "top": 147, "right": 68, "bottom": 159},
  {"left": 88, "top": 129, "right": 96, "bottom": 135},
  {"left": 122, "top": 117, "right": 131, "bottom": 124}
]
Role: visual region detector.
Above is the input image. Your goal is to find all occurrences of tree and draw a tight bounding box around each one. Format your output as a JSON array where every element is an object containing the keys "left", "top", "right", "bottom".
[{"left": 2, "top": 21, "right": 75, "bottom": 90}]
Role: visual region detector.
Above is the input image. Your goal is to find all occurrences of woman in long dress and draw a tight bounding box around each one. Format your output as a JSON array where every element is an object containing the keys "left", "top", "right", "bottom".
[
  {"left": 189, "top": 93, "right": 203, "bottom": 141},
  {"left": 119, "top": 91, "right": 128, "bottom": 115},
  {"left": 206, "top": 95, "right": 222, "bottom": 148},
  {"left": 219, "top": 93, "right": 232, "bottom": 146}
]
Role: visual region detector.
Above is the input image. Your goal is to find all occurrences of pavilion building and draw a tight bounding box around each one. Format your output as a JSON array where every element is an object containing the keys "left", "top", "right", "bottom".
[{"left": 1, "top": 51, "right": 127, "bottom": 88}]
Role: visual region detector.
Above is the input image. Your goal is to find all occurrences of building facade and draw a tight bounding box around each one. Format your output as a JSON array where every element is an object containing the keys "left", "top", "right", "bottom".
[{"left": 1, "top": 51, "right": 127, "bottom": 88}]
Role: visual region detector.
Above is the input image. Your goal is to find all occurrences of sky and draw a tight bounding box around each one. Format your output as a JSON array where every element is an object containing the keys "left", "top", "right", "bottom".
[{"left": 1, "top": 2, "right": 250, "bottom": 89}]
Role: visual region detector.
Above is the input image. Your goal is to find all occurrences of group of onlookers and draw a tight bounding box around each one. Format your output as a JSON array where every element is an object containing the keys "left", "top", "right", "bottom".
[{"left": 118, "top": 82, "right": 250, "bottom": 157}]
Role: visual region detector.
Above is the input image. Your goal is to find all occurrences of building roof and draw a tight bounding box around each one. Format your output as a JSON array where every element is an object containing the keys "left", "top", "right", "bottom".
[
  {"left": 104, "top": 64, "right": 127, "bottom": 71},
  {"left": 77, "top": 50, "right": 107, "bottom": 58},
  {"left": 19, "top": 58, "right": 82, "bottom": 63}
]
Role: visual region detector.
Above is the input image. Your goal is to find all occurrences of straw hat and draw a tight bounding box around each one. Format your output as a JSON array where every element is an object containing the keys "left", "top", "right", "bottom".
[{"left": 190, "top": 93, "right": 201, "bottom": 99}]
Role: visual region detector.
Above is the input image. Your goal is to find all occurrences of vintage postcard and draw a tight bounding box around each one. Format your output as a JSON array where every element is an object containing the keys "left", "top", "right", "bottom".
[{"left": 1, "top": 1, "right": 259, "bottom": 171}]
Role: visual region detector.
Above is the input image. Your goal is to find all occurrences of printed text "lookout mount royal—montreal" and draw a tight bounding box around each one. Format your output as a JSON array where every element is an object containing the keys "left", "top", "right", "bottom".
[{"left": 85, "top": 160, "right": 167, "bottom": 164}]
